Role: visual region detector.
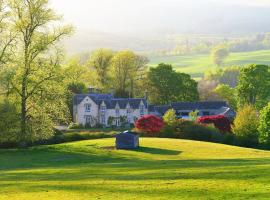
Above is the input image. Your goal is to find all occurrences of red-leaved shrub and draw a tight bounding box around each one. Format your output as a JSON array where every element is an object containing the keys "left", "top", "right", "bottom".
[
  {"left": 197, "top": 115, "right": 231, "bottom": 133},
  {"left": 135, "top": 115, "right": 164, "bottom": 134}
]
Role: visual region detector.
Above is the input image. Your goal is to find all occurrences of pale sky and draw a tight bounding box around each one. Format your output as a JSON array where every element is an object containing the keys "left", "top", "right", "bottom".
[{"left": 50, "top": 0, "right": 270, "bottom": 35}]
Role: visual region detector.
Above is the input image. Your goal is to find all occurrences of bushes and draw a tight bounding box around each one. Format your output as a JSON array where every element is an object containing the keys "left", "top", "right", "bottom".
[
  {"left": 135, "top": 115, "right": 164, "bottom": 135},
  {"left": 232, "top": 105, "right": 259, "bottom": 147},
  {"left": 258, "top": 103, "right": 270, "bottom": 145},
  {"left": 198, "top": 115, "right": 232, "bottom": 133},
  {"left": 168, "top": 119, "right": 223, "bottom": 143}
]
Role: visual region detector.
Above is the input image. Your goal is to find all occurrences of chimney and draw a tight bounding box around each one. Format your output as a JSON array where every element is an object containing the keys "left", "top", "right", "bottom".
[{"left": 88, "top": 87, "right": 95, "bottom": 94}]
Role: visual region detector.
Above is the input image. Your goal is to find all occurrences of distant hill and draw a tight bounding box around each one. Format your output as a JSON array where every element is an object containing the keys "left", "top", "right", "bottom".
[{"left": 149, "top": 50, "right": 270, "bottom": 79}]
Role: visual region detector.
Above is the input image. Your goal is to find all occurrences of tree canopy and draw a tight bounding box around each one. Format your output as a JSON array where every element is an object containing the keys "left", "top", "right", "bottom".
[{"left": 147, "top": 63, "right": 199, "bottom": 105}]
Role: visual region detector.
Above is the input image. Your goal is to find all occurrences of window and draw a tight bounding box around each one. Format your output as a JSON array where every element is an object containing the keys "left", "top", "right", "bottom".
[
  {"left": 101, "top": 106, "right": 106, "bottom": 113},
  {"left": 127, "top": 107, "right": 131, "bottom": 115},
  {"left": 140, "top": 105, "right": 144, "bottom": 116},
  {"left": 116, "top": 118, "right": 120, "bottom": 126},
  {"left": 101, "top": 115, "right": 106, "bottom": 124},
  {"left": 116, "top": 109, "right": 120, "bottom": 116},
  {"left": 181, "top": 112, "right": 189, "bottom": 117},
  {"left": 85, "top": 115, "right": 92, "bottom": 124},
  {"left": 85, "top": 104, "right": 91, "bottom": 112},
  {"left": 203, "top": 111, "right": 210, "bottom": 116}
]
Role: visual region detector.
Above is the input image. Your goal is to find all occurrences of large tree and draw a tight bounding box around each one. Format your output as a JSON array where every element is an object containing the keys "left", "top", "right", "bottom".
[
  {"left": 237, "top": 64, "right": 270, "bottom": 109},
  {"left": 88, "top": 48, "right": 114, "bottom": 90},
  {"left": 6, "top": 0, "right": 73, "bottom": 145},
  {"left": 110, "top": 50, "right": 148, "bottom": 98},
  {"left": 147, "top": 63, "right": 199, "bottom": 105}
]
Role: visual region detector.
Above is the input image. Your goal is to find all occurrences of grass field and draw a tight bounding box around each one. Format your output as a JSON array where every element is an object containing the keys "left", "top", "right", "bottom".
[
  {"left": 149, "top": 50, "right": 270, "bottom": 79},
  {"left": 1, "top": 138, "right": 270, "bottom": 199}
]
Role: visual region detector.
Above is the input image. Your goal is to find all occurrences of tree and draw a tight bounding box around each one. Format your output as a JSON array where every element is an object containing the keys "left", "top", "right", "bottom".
[
  {"left": 232, "top": 105, "right": 259, "bottom": 147},
  {"left": 163, "top": 109, "right": 177, "bottom": 126},
  {"left": 0, "top": 99, "right": 20, "bottom": 144},
  {"left": 258, "top": 103, "right": 270, "bottom": 145},
  {"left": 7, "top": 0, "right": 73, "bottom": 145},
  {"left": 211, "top": 45, "right": 229, "bottom": 66},
  {"left": 135, "top": 115, "right": 164, "bottom": 134},
  {"left": 88, "top": 49, "right": 114, "bottom": 90},
  {"left": 237, "top": 64, "right": 270, "bottom": 109},
  {"left": 147, "top": 63, "right": 199, "bottom": 105},
  {"left": 219, "top": 67, "right": 240, "bottom": 88},
  {"left": 214, "top": 84, "right": 237, "bottom": 110},
  {"left": 0, "top": 0, "right": 14, "bottom": 67},
  {"left": 111, "top": 50, "right": 137, "bottom": 97},
  {"left": 189, "top": 110, "right": 199, "bottom": 121}
]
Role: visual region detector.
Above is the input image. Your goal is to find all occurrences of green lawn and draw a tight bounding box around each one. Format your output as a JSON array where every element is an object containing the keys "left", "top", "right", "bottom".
[
  {"left": 1, "top": 138, "right": 270, "bottom": 199},
  {"left": 149, "top": 50, "right": 270, "bottom": 79}
]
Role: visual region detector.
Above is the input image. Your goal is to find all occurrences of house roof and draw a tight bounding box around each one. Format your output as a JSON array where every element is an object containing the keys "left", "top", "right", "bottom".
[
  {"left": 171, "top": 101, "right": 228, "bottom": 110},
  {"left": 148, "top": 105, "right": 172, "bottom": 116},
  {"left": 73, "top": 94, "right": 147, "bottom": 109}
]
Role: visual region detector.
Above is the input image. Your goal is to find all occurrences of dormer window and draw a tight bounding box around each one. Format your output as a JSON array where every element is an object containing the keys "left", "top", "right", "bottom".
[
  {"left": 85, "top": 103, "right": 91, "bottom": 112},
  {"left": 101, "top": 105, "right": 106, "bottom": 113}
]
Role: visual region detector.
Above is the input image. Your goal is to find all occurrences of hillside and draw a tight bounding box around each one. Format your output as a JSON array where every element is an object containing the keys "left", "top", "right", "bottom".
[
  {"left": 149, "top": 50, "right": 270, "bottom": 79},
  {"left": 1, "top": 138, "right": 270, "bottom": 199}
]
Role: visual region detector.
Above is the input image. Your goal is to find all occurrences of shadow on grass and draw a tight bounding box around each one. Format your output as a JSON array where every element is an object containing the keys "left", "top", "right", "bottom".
[{"left": 133, "top": 146, "right": 181, "bottom": 155}]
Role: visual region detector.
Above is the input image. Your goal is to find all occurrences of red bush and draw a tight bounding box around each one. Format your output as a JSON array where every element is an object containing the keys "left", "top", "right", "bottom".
[
  {"left": 135, "top": 115, "right": 164, "bottom": 133},
  {"left": 197, "top": 115, "right": 232, "bottom": 133}
]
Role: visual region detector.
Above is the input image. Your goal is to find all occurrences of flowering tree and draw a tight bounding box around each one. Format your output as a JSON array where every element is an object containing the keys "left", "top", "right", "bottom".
[
  {"left": 135, "top": 115, "right": 164, "bottom": 133},
  {"left": 198, "top": 115, "right": 231, "bottom": 133}
]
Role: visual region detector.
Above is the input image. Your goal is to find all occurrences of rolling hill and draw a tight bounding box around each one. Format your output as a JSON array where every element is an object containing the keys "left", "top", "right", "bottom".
[
  {"left": 1, "top": 138, "right": 270, "bottom": 199},
  {"left": 149, "top": 50, "right": 270, "bottom": 79}
]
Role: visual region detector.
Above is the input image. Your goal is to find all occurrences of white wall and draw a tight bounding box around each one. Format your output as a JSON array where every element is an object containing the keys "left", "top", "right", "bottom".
[{"left": 76, "top": 96, "right": 99, "bottom": 126}]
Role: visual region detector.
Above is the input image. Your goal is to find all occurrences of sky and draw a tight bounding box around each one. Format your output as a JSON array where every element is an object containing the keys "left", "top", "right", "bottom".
[
  {"left": 50, "top": 0, "right": 270, "bottom": 35},
  {"left": 49, "top": 0, "right": 270, "bottom": 53}
]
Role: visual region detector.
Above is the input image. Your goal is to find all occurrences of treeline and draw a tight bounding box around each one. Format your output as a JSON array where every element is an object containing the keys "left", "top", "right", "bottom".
[
  {"left": 150, "top": 33, "right": 270, "bottom": 56},
  {"left": 66, "top": 51, "right": 199, "bottom": 105}
]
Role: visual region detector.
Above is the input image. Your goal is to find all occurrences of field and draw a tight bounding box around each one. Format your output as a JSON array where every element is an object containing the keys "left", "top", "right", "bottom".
[
  {"left": 149, "top": 50, "right": 270, "bottom": 79},
  {"left": 1, "top": 138, "right": 270, "bottom": 200}
]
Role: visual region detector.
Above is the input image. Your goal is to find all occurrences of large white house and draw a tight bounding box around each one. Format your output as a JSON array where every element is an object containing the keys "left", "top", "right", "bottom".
[
  {"left": 73, "top": 89, "right": 235, "bottom": 127},
  {"left": 73, "top": 92, "right": 148, "bottom": 127}
]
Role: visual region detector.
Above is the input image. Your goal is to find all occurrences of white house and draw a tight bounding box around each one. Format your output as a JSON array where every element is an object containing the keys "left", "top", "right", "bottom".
[{"left": 73, "top": 92, "right": 148, "bottom": 127}]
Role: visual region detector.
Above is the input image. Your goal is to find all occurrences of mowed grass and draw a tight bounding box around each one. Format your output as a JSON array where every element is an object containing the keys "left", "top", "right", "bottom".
[
  {"left": 149, "top": 50, "right": 270, "bottom": 79},
  {"left": 1, "top": 138, "right": 270, "bottom": 200}
]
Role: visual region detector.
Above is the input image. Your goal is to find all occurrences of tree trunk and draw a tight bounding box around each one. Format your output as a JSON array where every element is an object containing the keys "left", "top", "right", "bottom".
[{"left": 20, "top": 77, "right": 27, "bottom": 147}]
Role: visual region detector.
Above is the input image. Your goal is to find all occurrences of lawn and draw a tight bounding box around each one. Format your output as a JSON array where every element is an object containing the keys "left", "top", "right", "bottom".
[
  {"left": 149, "top": 50, "right": 270, "bottom": 79},
  {"left": 1, "top": 138, "right": 270, "bottom": 199}
]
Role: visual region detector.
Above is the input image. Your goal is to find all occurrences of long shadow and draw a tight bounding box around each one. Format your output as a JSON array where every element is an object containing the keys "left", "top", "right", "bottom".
[
  {"left": 1, "top": 143, "right": 270, "bottom": 185},
  {"left": 133, "top": 146, "right": 181, "bottom": 155}
]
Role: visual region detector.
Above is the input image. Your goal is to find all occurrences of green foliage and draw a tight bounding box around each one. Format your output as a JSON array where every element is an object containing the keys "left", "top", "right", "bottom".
[
  {"left": 0, "top": 100, "right": 20, "bottom": 144},
  {"left": 2, "top": 0, "right": 73, "bottom": 145},
  {"left": 108, "top": 116, "right": 114, "bottom": 127},
  {"left": 88, "top": 48, "right": 114, "bottom": 90},
  {"left": 161, "top": 119, "right": 223, "bottom": 143},
  {"left": 214, "top": 84, "right": 237, "bottom": 110},
  {"left": 110, "top": 50, "right": 148, "bottom": 97},
  {"left": 211, "top": 45, "right": 230, "bottom": 66},
  {"left": 232, "top": 105, "right": 259, "bottom": 147},
  {"left": 163, "top": 109, "right": 177, "bottom": 126},
  {"left": 258, "top": 103, "right": 270, "bottom": 145},
  {"left": 189, "top": 110, "right": 199, "bottom": 121},
  {"left": 147, "top": 63, "right": 199, "bottom": 105},
  {"left": 237, "top": 64, "right": 270, "bottom": 109}
]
